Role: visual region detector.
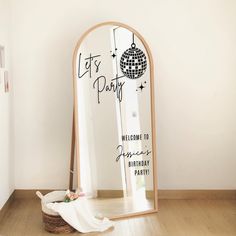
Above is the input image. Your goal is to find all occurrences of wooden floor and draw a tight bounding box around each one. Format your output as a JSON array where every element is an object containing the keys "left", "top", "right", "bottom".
[
  {"left": 0, "top": 198, "right": 236, "bottom": 236},
  {"left": 87, "top": 197, "right": 154, "bottom": 217}
]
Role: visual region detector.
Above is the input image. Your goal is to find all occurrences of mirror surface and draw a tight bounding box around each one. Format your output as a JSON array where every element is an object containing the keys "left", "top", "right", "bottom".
[{"left": 74, "top": 23, "right": 157, "bottom": 218}]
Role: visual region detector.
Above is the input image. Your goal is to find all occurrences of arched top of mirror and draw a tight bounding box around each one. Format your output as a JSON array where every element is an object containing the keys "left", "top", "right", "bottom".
[{"left": 73, "top": 22, "right": 154, "bottom": 75}]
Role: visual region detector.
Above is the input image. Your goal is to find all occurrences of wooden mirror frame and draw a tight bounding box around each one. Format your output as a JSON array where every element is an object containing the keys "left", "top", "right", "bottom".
[{"left": 72, "top": 21, "right": 158, "bottom": 219}]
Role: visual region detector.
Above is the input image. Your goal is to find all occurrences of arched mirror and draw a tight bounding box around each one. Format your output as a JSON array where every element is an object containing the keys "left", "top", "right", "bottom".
[{"left": 73, "top": 22, "right": 157, "bottom": 219}]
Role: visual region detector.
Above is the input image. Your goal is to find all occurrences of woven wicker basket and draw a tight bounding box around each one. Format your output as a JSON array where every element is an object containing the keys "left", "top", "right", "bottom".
[
  {"left": 42, "top": 212, "right": 75, "bottom": 233},
  {"left": 37, "top": 191, "right": 76, "bottom": 234}
]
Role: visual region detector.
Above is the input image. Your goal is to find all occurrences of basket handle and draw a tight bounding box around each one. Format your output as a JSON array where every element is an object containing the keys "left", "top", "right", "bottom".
[{"left": 36, "top": 191, "right": 44, "bottom": 199}]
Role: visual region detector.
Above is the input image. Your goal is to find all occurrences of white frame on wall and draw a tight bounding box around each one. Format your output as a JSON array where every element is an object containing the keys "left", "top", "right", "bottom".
[{"left": 0, "top": 45, "right": 5, "bottom": 68}]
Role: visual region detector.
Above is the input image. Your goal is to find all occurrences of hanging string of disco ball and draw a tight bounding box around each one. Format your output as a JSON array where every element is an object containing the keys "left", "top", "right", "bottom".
[{"left": 120, "top": 33, "right": 147, "bottom": 79}]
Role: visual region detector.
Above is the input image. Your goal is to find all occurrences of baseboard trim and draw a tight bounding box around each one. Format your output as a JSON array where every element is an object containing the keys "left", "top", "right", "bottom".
[
  {"left": 0, "top": 191, "right": 15, "bottom": 222},
  {"left": 97, "top": 190, "right": 124, "bottom": 198},
  {"left": 158, "top": 190, "right": 236, "bottom": 200},
  {"left": 0, "top": 189, "right": 234, "bottom": 203},
  {"left": 13, "top": 189, "right": 63, "bottom": 199}
]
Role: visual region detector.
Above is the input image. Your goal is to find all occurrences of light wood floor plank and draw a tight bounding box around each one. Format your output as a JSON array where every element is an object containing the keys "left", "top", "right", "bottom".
[{"left": 0, "top": 199, "right": 236, "bottom": 236}]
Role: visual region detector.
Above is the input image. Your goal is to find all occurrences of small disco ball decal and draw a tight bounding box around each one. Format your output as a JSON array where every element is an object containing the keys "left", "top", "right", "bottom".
[{"left": 120, "top": 43, "right": 147, "bottom": 79}]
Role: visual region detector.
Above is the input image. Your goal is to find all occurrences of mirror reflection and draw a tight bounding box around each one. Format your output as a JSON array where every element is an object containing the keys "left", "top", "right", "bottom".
[{"left": 74, "top": 24, "right": 156, "bottom": 218}]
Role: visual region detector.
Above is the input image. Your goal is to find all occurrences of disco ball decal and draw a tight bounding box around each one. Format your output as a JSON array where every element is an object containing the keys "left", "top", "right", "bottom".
[{"left": 120, "top": 43, "right": 147, "bottom": 79}]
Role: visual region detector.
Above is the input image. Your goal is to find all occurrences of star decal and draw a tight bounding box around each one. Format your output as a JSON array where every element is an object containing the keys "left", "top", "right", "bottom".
[
  {"left": 139, "top": 83, "right": 144, "bottom": 91},
  {"left": 110, "top": 48, "right": 118, "bottom": 59},
  {"left": 137, "top": 81, "right": 147, "bottom": 92}
]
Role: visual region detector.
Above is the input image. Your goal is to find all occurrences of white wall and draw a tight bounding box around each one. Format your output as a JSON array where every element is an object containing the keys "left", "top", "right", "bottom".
[
  {"left": 0, "top": 0, "right": 14, "bottom": 209},
  {"left": 10, "top": 0, "right": 236, "bottom": 190}
]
